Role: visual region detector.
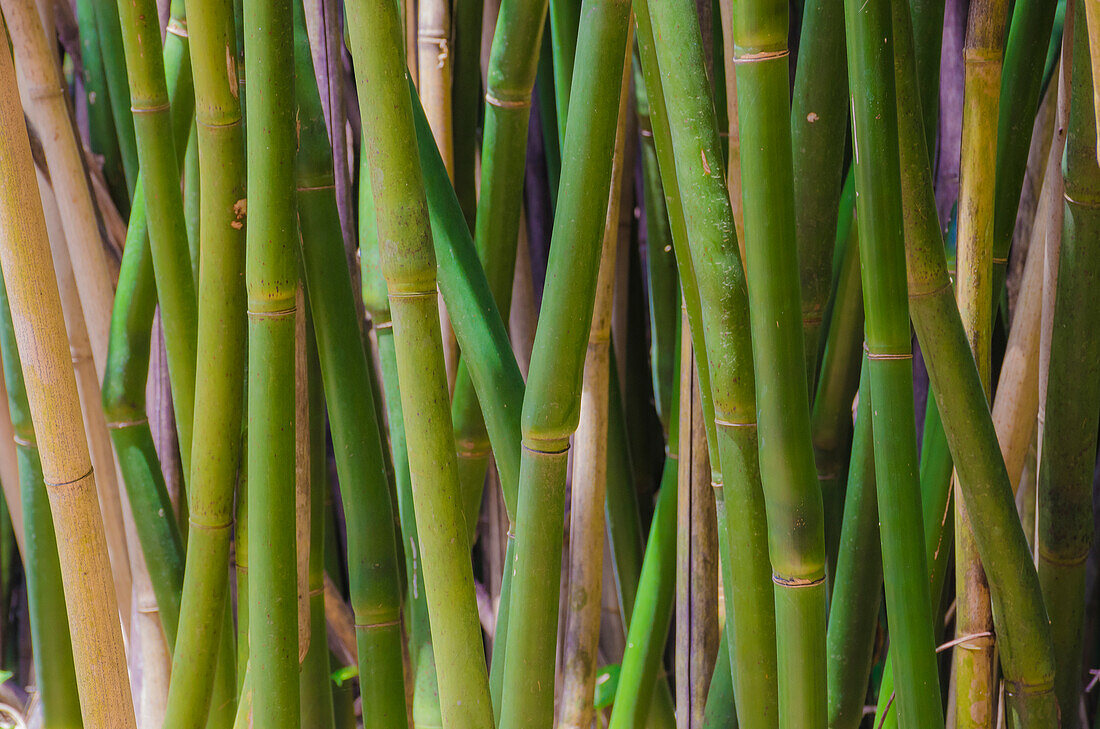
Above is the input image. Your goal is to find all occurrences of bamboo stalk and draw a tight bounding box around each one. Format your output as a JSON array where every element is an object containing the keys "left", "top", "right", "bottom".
[
  {"left": 714, "top": 0, "right": 743, "bottom": 251},
  {"left": 890, "top": 0, "right": 1060, "bottom": 721},
  {"left": 348, "top": 3, "right": 495, "bottom": 729},
  {"left": 37, "top": 166, "right": 135, "bottom": 639},
  {"left": 790, "top": 0, "right": 850, "bottom": 377},
  {"left": 91, "top": 0, "right": 140, "bottom": 192},
  {"left": 558, "top": 36, "right": 631, "bottom": 729},
  {"left": 418, "top": 0, "right": 454, "bottom": 173},
  {"left": 0, "top": 369, "right": 22, "bottom": 561},
  {"left": 296, "top": 4, "right": 410, "bottom": 724},
  {"left": 114, "top": 0, "right": 199, "bottom": 474},
  {"left": 1036, "top": 14, "right": 1100, "bottom": 721},
  {"left": 451, "top": 0, "right": 482, "bottom": 229},
  {"left": 633, "top": 2, "right": 777, "bottom": 727},
  {"left": 244, "top": 0, "right": 300, "bottom": 725},
  {"left": 0, "top": 255, "right": 81, "bottom": 729},
  {"left": 0, "top": 22, "right": 135, "bottom": 728},
  {"left": 843, "top": 0, "right": 945, "bottom": 723}
]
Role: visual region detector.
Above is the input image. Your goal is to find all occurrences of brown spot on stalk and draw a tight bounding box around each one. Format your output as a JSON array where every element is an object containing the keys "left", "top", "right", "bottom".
[
  {"left": 231, "top": 198, "right": 247, "bottom": 229},
  {"left": 701, "top": 150, "right": 711, "bottom": 175}
]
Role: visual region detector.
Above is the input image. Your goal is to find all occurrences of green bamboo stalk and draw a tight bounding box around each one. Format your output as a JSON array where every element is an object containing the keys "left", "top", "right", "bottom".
[
  {"left": 160, "top": 0, "right": 249, "bottom": 725},
  {"left": 0, "top": 262, "right": 82, "bottom": 729},
  {"left": 347, "top": 2, "right": 495, "bottom": 728},
  {"left": 101, "top": 0, "right": 194, "bottom": 651},
  {"left": 992, "top": 0, "right": 1061, "bottom": 298},
  {"left": 790, "top": 0, "right": 849, "bottom": 378},
  {"left": 890, "top": 0, "right": 1059, "bottom": 721},
  {"left": 1036, "top": 15, "right": 1100, "bottom": 720},
  {"left": 74, "top": 0, "right": 128, "bottom": 213},
  {"left": 183, "top": 120, "right": 201, "bottom": 285},
  {"left": 634, "top": 57, "right": 678, "bottom": 433},
  {"left": 299, "top": 312, "right": 337, "bottom": 729},
  {"left": 733, "top": 0, "right": 829, "bottom": 721},
  {"left": 844, "top": 1, "right": 946, "bottom": 724},
  {"left": 633, "top": 2, "right": 777, "bottom": 727},
  {"left": 495, "top": 0, "right": 630, "bottom": 723},
  {"left": 115, "top": 0, "right": 199, "bottom": 473},
  {"left": 296, "top": 5, "right": 409, "bottom": 724},
  {"left": 809, "top": 183, "right": 863, "bottom": 590},
  {"left": 824, "top": 359, "right": 882, "bottom": 729},
  {"left": 244, "top": 1, "right": 300, "bottom": 727},
  {"left": 547, "top": 0, "right": 578, "bottom": 137},
  {"left": 0, "top": 26, "right": 135, "bottom": 726},
  {"left": 92, "top": 0, "right": 139, "bottom": 192}
]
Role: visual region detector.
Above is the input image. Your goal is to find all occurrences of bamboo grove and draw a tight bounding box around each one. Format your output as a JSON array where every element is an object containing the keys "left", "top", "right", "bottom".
[{"left": 0, "top": 0, "right": 1096, "bottom": 725}]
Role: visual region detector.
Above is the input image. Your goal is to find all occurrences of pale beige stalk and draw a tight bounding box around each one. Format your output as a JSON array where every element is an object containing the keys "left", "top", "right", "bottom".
[
  {"left": 323, "top": 573, "right": 358, "bottom": 666},
  {"left": 510, "top": 212, "right": 537, "bottom": 379},
  {"left": 558, "top": 36, "right": 632, "bottom": 729},
  {"left": 37, "top": 167, "right": 133, "bottom": 632},
  {"left": 418, "top": 0, "right": 454, "bottom": 174},
  {"left": 1083, "top": 0, "right": 1100, "bottom": 165},
  {"left": 126, "top": 516, "right": 171, "bottom": 729},
  {"left": 0, "top": 369, "right": 24, "bottom": 560},
  {"left": 0, "top": 24, "right": 135, "bottom": 728},
  {"left": 295, "top": 294, "right": 311, "bottom": 663},
  {"left": 992, "top": 79, "right": 1060, "bottom": 490},
  {"left": 2, "top": 0, "right": 116, "bottom": 377},
  {"left": 675, "top": 307, "right": 718, "bottom": 729}
]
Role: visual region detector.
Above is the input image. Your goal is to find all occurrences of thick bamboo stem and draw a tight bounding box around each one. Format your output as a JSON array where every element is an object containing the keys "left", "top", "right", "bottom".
[
  {"left": 244, "top": 0, "right": 300, "bottom": 726},
  {"left": 0, "top": 24, "right": 135, "bottom": 728}
]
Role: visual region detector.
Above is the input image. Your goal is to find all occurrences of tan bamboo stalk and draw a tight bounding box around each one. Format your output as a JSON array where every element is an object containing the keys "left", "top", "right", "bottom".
[
  {"left": 558, "top": 36, "right": 632, "bottom": 729},
  {"left": 1084, "top": 0, "right": 1100, "bottom": 164},
  {"left": 675, "top": 310, "right": 718, "bottom": 729},
  {"left": 992, "top": 80, "right": 1060, "bottom": 489},
  {"left": 323, "top": 574, "right": 358, "bottom": 666},
  {"left": 1, "top": 0, "right": 115, "bottom": 377},
  {"left": 953, "top": 0, "right": 1011, "bottom": 717},
  {"left": 36, "top": 166, "right": 134, "bottom": 633},
  {"left": 1037, "top": 3, "right": 1074, "bottom": 516},
  {"left": 0, "top": 367, "right": 25, "bottom": 560},
  {"left": 0, "top": 21, "right": 136, "bottom": 729},
  {"left": 418, "top": 0, "right": 454, "bottom": 174},
  {"left": 295, "top": 293, "right": 311, "bottom": 664},
  {"left": 125, "top": 516, "right": 171, "bottom": 729},
  {"left": 510, "top": 212, "right": 537, "bottom": 379}
]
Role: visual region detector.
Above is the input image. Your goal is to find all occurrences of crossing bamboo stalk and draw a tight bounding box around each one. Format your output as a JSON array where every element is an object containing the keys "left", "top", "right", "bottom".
[
  {"left": 0, "top": 23, "right": 135, "bottom": 727},
  {"left": 1036, "top": 14, "right": 1100, "bottom": 720},
  {"left": 114, "top": 0, "right": 199, "bottom": 474},
  {"left": 890, "top": 0, "right": 1059, "bottom": 721},
  {"left": 91, "top": 0, "right": 140, "bottom": 192}
]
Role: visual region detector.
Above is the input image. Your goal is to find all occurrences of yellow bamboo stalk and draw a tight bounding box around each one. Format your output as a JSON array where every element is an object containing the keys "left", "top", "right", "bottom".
[
  {"left": 418, "top": 0, "right": 454, "bottom": 174},
  {"left": 36, "top": 166, "right": 134, "bottom": 632},
  {"left": 0, "top": 22, "right": 136, "bottom": 729},
  {"left": 558, "top": 35, "right": 632, "bottom": 729},
  {"left": 1084, "top": 0, "right": 1100, "bottom": 165},
  {"left": 2, "top": 0, "right": 116, "bottom": 377}
]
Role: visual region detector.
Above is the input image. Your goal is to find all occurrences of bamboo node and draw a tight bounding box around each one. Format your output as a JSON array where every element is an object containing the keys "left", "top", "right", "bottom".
[
  {"left": 11, "top": 435, "right": 32, "bottom": 448},
  {"left": 772, "top": 573, "right": 824, "bottom": 588},
  {"left": 866, "top": 351, "right": 913, "bottom": 361},
  {"left": 1003, "top": 677, "right": 1056, "bottom": 698},
  {"left": 354, "top": 619, "right": 401, "bottom": 630},
  {"left": 1064, "top": 190, "right": 1100, "bottom": 208},
  {"left": 485, "top": 92, "right": 531, "bottom": 109},
  {"left": 907, "top": 279, "right": 952, "bottom": 300},
  {"left": 167, "top": 19, "right": 188, "bottom": 38},
  {"left": 372, "top": 320, "right": 394, "bottom": 330},
  {"left": 44, "top": 467, "right": 93, "bottom": 490},
  {"left": 714, "top": 417, "right": 756, "bottom": 429},
  {"left": 992, "top": 256, "right": 1008, "bottom": 265},
  {"left": 521, "top": 441, "right": 571, "bottom": 456},
  {"left": 188, "top": 518, "right": 234, "bottom": 532},
  {"left": 296, "top": 183, "right": 336, "bottom": 193},
  {"left": 733, "top": 49, "right": 790, "bottom": 64},
  {"left": 247, "top": 305, "right": 296, "bottom": 319},
  {"left": 131, "top": 102, "right": 171, "bottom": 114}
]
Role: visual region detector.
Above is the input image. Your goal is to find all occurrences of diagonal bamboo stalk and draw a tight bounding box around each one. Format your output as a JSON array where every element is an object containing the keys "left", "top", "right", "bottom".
[{"left": 0, "top": 21, "right": 135, "bottom": 728}]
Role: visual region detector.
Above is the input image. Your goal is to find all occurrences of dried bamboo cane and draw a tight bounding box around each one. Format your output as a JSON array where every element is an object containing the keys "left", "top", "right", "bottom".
[{"left": 0, "top": 20, "right": 136, "bottom": 729}]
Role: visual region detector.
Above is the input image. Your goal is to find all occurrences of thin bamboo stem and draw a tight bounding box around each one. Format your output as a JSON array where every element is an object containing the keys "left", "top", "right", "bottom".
[
  {"left": 0, "top": 24, "right": 135, "bottom": 727},
  {"left": 558, "top": 37, "right": 631, "bottom": 729}
]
